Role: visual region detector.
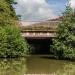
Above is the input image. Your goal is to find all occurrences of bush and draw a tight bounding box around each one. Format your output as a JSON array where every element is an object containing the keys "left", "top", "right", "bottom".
[
  {"left": 51, "top": 6, "right": 75, "bottom": 60},
  {"left": 0, "top": 26, "right": 29, "bottom": 57},
  {"left": 0, "top": 27, "right": 7, "bottom": 57},
  {"left": 0, "top": 0, "right": 29, "bottom": 57}
]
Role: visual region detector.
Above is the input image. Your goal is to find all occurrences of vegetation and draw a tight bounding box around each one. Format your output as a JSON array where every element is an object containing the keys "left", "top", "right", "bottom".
[
  {"left": 0, "top": 0, "right": 18, "bottom": 26},
  {"left": 0, "top": 0, "right": 29, "bottom": 57},
  {"left": 51, "top": 6, "right": 75, "bottom": 60},
  {"left": 0, "top": 26, "right": 29, "bottom": 57}
]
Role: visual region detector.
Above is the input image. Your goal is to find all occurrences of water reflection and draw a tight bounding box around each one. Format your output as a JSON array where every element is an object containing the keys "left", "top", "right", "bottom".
[
  {"left": 0, "top": 56, "right": 75, "bottom": 75},
  {"left": 26, "top": 56, "right": 75, "bottom": 74},
  {"left": 0, "top": 58, "right": 27, "bottom": 75}
]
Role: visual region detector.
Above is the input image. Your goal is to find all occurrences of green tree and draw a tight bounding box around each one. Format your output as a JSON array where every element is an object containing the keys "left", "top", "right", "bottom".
[
  {"left": 51, "top": 6, "right": 75, "bottom": 60},
  {"left": 0, "top": 27, "right": 7, "bottom": 57},
  {"left": 0, "top": 0, "right": 29, "bottom": 57},
  {"left": 0, "top": 0, "right": 18, "bottom": 26},
  {"left": 5, "top": 25, "right": 29, "bottom": 57}
]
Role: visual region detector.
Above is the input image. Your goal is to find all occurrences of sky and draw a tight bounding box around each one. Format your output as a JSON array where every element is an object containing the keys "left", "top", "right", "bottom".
[{"left": 14, "top": 0, "right": 75, "bottom": 21}]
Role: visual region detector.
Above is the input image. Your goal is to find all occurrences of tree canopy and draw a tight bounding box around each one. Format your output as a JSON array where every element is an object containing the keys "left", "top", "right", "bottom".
[
  {"left": 51, "top": 6, "right": 75, "bottom": 60},
  {"left": 0, "top": 0, "right": 18, "bottom": 26},
  {"left": 0, "top": 0, "right": 29, "bottom": 57}
]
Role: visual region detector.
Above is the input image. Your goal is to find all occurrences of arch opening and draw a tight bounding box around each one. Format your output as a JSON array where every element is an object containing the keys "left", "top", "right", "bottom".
[{"left": 26, "top": 38, "right": 52, "bottom": 55}]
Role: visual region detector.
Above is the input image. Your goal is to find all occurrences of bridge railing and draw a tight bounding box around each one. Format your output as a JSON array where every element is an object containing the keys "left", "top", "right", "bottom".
[{"left": 21, "top": 32, "right": 56, "bottom": 38}]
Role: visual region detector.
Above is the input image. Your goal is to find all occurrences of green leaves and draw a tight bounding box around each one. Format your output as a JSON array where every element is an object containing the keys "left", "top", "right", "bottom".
[
  {"left": 0, "top": 26, "right": 29, "bottom": 57},
  {"left": 51, "top": 6, "right": 75, "bottom": 60},
  {"left": 0, "top": 27, "right": 7, "bottom": 57},
  {"left": 0, "top": 0, "right": 29, "bottom": 57},
  {"left": 0, "top": 0, "right": 18, "bottom": 26}
]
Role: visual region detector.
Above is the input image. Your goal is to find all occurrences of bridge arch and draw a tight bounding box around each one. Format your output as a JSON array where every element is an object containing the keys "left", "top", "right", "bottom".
[{"left": 26, "top": 38, "right": 53, "bottom": 55}]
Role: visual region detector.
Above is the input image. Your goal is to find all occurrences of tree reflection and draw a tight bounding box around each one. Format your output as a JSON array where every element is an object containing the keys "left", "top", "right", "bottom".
[
  {"left": 0, "top": 58, "right": 27, "bottom": 75},
  {"left": 56, "top": 62, "right": 75, "bottom": 75},
  {"left": 0, "top": 57, "right": 75, "bottom": 75}
]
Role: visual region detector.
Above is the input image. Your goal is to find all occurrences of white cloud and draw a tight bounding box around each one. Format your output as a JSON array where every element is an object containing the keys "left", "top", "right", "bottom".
[
  {"left": 14, "top": 0, "right": 57, "bottom": 21},
  {"left": 70, "top": 0, "right": 75, "bottom": 8}
]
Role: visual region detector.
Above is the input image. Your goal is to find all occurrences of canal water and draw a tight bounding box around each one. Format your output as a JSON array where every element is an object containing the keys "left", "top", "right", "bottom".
[{"left": 0, "top": 55, "right": 75, "bottom": 75}]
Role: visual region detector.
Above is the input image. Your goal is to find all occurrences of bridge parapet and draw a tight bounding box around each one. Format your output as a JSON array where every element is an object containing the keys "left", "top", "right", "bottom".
[
  {"left": 21, "top": 31, "right": 56, "bottom": 39},
  {"left": 20, "top": 20, "right": 59, "bottom": 39}
]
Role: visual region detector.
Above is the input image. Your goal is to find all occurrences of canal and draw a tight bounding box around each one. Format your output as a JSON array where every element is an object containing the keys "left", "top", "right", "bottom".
[{"left": 0, "top": 56, "right": 75, "bottom": 75}]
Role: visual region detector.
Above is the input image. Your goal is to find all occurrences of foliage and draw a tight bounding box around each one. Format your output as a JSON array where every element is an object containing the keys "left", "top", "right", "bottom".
[
  {"left": 51, "top": 6, "right": 75, "bottom": 60},
  {"left": 0, "top": 0, "right": 29, "bottom": 57},
  {"left": 0, "top": 0, "right": 18, "bottom": 26},
  {"left": 0, "top": 27, "right": 7, "bottom": 57},
  {"left": 0, "top": 26, "right": 29, "bottom": 58}
]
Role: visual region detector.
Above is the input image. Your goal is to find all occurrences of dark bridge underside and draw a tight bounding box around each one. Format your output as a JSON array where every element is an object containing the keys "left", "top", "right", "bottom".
[
  {"left": 26, "top": 37, "right": 53, "bottom": 39},
  {"left": 26, "top": 38, "right": 52, "bottom": 55}
]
